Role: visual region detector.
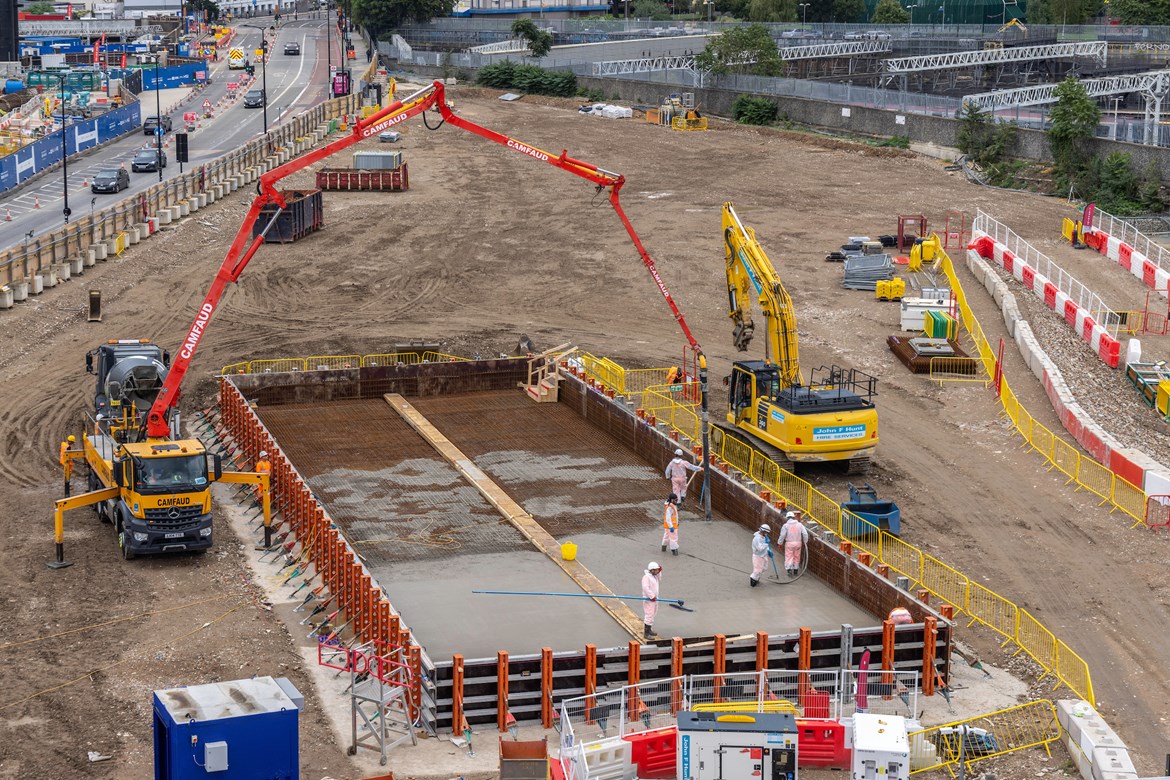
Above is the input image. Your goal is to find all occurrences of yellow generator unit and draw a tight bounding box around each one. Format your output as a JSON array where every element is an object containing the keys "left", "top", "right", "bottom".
[{"left": 647, "top": 93, "right": 708, "bottom": 131}]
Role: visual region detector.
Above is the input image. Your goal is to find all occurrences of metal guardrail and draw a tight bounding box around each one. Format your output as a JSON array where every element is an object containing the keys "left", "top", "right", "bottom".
[
  {"left": 0, "top": 55, "right": 381, "bottom": 290},
  {"left": 222, "top": 351, "right": 467, "bottom": 375}
]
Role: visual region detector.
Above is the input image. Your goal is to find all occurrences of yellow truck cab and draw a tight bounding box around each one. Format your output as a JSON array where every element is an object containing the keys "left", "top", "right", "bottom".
[{"left": 83, "top": 341, "right": 219, "bottom": 558}]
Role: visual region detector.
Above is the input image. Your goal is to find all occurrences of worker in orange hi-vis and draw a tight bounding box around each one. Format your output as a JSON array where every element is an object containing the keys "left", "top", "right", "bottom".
[
  {"left": 254, "top": 449, "right": 271, "bottom": 501},
  {"left": 59, "top": 435, "right": 76, "bottom": 492},
  {"left": 661, "top": 493, "right": 680, "bottom": 556},
  {"left": 888, "top": 606, "right": 913, "bottom": 625},
  {"left": 778, "top": 511, "right": 809, "bottom": 577},
  {"left": 664, "top": 449, "right": 700, "bottom": 506},
  {"left": 642, "top": 562, "right": 662, "bottom": 640}
]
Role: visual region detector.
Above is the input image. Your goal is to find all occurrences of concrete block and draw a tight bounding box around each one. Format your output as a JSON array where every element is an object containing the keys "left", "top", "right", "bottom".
[
  {"left": 105, "top": 237, "right": 119, "bottom": 254},
  {"left": 178, "top": 201, "right": 190, "bottom": 217},
  {"left": 11, "top": 280, "right": 29, "bottom": 301},
  {"left": 92, "top": 242, "right": 108, "bottom": 260},
  {"left": 32, "top": 274, "right": 44, "bottom": 294},
  {"left": 193, "top": 193, "right": 207, "bottom": 208},
  {"left": 1064, "top": 736, "right": 1093, "bottom": 780},
  {"left": 69, "top": 257, "right": 84, "bottom": 275},
  {"left": 126, "top": 226, "right": 140, "bottom": 245},
  {"left": 58, "top": 262, "right": 72, "bottom": 281},
  {"left": 205, "top": 189, "right": 216, "bottom": 203},
  {"left": 0, "top": 286, "right": 13, "bottom": 309},
  {"left": 157, "top": 209, "right": 173, "bottom": 225},
  {"left": 213, "top": 184, "right": 224, "bottom": 199},
  {"left": 168, "top": 205, "right": 182, "bottom": 220},
  {"left": 137, "top": 222, "right": 152, "bottom": 239},
  {"left": 84, "top": 248, "right": 97, "bottom": 267},
  {"left": 1091, "top": 747, "right": 1137, "bottom": 780},
  {"left": 43, "top": 267, "right": 58, "bottom": 288}
]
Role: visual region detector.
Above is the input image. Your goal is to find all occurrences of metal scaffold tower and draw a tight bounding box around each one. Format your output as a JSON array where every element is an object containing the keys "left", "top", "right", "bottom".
[{"left": 320, "top": 640, "right": 418, "bottom": 766}]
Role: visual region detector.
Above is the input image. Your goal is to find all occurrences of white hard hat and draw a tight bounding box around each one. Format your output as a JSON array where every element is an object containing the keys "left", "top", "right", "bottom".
[
  {"left": 675, "top": 448, "right": 683, "bottom": 456},
  {"left": 259, "top": 450, "right": 268, "bottom": 457},
  {"left": 648, "top": 561, "right": 661, "bottom": 571},
  {"left": 786, "top": 512, "right": 796, "bottom": 520},
  {"left": 759, "top": 524, "right": 771, "bottom": 533}
]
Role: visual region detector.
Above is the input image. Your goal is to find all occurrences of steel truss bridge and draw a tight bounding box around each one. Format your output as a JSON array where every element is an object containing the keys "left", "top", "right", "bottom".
[
  {"left": 878, "top": 41, "right": 1107, "bottom": 89},
  {"left": 592, "top": 40, "right": 892, "bottom": 84},
  {"left": 966, "top": 69, "right": 1170, "bottom": 145},
  {"left": 18, "top": 20, "right": 164, "bottom": 37}
]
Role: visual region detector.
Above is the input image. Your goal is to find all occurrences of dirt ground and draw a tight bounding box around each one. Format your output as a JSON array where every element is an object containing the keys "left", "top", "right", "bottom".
[{"left": 2, "top": 82, "right": 1168, "bottom": 778}]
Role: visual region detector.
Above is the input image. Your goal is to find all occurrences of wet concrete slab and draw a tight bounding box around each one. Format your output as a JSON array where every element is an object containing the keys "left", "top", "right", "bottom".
[{"left": 259, "top": 392, "right": 879, "bottom": 660}]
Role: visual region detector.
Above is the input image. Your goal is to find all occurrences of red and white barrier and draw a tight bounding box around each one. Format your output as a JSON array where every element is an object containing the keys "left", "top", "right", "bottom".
[
  {"left": 969, "top": 233, "right": 1121, "bottom": 368},
  {"left": 1083, "top": 227, "right": 1170, "bottom": 299}
]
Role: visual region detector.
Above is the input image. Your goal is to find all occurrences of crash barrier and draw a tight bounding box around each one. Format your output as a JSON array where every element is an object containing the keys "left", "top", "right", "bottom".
[
  {"left": 438, "top": 625, "right": 946, "bottom": 736},
  {"left": 0, "top": 90, "right": 362, "bottom": 289},
  {"left": 216, "top": 378, "right": 431, "bottom": 730},
  {"left": 961, "top": 243, "right": 1169, "bottom": 505},
  {"left": 1147, "top": 495, "right": 1170, "bottom": 532},
  {"left": 908, "top": 699, "right": 1061, "bottom": 774},
  {"left": 1066, "top": 210, "right": 1170, "bottom": 300},
  {"left": 221, "top": 350, "right": 466, "bottom": 375},
  {"left": 577, "top": 355, "right": 1096, "bottom": 706},
  {"left": 971, "top": 211, "right": 1123, "bottom": 368}
]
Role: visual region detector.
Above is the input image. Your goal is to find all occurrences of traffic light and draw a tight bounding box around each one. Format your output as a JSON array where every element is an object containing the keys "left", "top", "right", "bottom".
[{"left": 175, "top": 132, "right": 189, "bottom": 163}]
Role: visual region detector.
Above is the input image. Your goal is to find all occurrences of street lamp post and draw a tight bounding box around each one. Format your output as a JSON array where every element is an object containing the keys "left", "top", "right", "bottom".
[
  {"left": 57, "top": 75, "right": 71, "bottom": 224},
  {"left": 325, "top": 4, "right": 332, "bottom": 95},
  {"left": 153, "top": 56, "right": 164, "bottom": 182},
  {"left": 1112, "top": 96, "right": 1123, "bottom": 140},
  {"left": 799, "top": 2, "right": 809, "bottom": 26}
]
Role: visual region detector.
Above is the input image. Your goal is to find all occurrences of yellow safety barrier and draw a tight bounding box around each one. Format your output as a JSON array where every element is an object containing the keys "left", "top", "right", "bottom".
[
  {"left": 909, "top": 700, "right": 1061, "bottom": 774},
  {"left": 578, "top": 244, "right": 1104, "bottom": 705},
  {"left": 222, "top": 351, "right": 467, "bottom": 375},
  {"left": 671, "top": 117, "right": 708, "bottom": 131},
  {"left": 927, "top": 356, "right": 989, "bottom": 386},
  {"left": 114, "top": 233, "right": 127, "bottom": 256}
]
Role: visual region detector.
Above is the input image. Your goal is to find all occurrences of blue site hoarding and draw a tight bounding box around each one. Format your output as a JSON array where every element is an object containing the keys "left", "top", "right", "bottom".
[{"left": 0, "top": 101, "right": 141, "bottom": 193}]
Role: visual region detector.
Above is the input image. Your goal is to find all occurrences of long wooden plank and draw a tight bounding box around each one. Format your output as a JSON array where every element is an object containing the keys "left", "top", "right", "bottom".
[{"left": 384, "top": 393, "right": 644, "bottom": 640}]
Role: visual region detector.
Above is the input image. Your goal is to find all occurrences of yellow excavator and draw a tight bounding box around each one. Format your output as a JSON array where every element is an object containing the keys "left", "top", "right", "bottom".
[{"left": 721, "top": 202, "right": 879, "bottom": 473}]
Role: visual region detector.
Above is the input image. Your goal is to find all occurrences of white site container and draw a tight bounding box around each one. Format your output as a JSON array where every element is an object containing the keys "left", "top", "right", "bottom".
[{"left": 851, "top": 713, "right": 910, "bottom": 780}]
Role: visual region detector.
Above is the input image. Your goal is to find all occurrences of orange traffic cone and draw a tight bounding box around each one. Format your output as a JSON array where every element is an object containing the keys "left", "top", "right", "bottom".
[
  {"left": 82, "top": 177, "right": 89, "bottom": 187},
  {"left": 4, "top": 208, "right": 11, "bottom": 221},
  {"left": 34, "top": 195, "right": 41, "bottom": 209}
]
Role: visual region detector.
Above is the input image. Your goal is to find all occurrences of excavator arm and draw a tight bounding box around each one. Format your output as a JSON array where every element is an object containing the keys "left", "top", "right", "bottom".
[
  {"left": 146, "top": 80, "right": 705, "bottom": 439},
  {"left": 722, "top": 202, "right": 802, "bottom": 388}
]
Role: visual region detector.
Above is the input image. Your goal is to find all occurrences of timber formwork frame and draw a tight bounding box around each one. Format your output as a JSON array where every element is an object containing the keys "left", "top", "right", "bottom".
[{"left": 879, "top": 40, "right": 1107, "bottom": 90}]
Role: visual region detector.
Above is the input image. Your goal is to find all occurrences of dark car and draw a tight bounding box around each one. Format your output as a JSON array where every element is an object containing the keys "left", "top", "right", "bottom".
[
  {"left": 243, "top": 89, "right": 265, "bottom": 108},
  {"left": 91, "top": 168, "right": 130, "bottom": 194},
  {"left": 284, "top": 41, "right": 301, "bottom": 55},
  {"left": 131, "top": 148, "right": 168, "bottom": 172},
  {"left": 143, "top": 115, "right": 173, "bottom": 135}
]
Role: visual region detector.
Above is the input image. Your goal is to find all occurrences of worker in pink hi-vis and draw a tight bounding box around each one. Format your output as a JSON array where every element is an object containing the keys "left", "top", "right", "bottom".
[
  {"left": 664, "top": 449, "right": 700, "bottom": 505},
  {"left": 778, "top": 511, "right": 809, "bottom": 577},
  {"left": 642, "top": 562, "right": 662, "bottom": 640},
  {"left": 661, "top": 493, "right": 680, "bottom": 555},
  {"left": 750, "top": 524, "right": 771, "bottom": 588}
]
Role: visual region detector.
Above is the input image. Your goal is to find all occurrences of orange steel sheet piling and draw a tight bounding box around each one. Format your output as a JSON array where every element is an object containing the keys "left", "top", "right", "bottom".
[
  {"left": 452, "top": 654, "right": 465, "bottom": 736},
  {"left": 497, "top": 651, "right": 509, "bottom": 733},
  {"left": 923, "top": 617, "right": 938, "bottom": 696},
  {"left": 541, "top": 647, "right": 554, "bottom": 728}
]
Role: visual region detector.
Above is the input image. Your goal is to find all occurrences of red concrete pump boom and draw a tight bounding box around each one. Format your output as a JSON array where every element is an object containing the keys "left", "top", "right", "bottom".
[{"left": 146, "top": 79, "right": 706, "bottom": 440}]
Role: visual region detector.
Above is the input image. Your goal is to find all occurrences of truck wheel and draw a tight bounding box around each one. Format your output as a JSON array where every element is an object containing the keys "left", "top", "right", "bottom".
[{"left": 117, "top": 522, "right": 136, "bottom": 560}]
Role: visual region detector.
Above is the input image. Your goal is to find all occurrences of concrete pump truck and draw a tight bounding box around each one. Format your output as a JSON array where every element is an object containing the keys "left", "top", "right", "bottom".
[
  {"left": 52, "top": 79, "right": 717, "bottom": 566},
  {"left": 721, "top": 202, "right": 879, "bottom": 473}
]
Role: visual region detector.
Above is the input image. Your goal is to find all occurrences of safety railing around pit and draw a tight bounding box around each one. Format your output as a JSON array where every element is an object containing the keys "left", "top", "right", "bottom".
[
  {"left": 222, "top": 350, "right": 467, "bottom": 375},
  {"left": 1082, "top": 207, "right": 1170, "bottom": 288},
  {"left": 216, "top": 377, "right": 433, "bottom": 729},
  {"left": 578, "top": 359, "right": 1095, "bottom": 705},
  {"left": 1, "top": 90, "right": 361, "bottom": 289}
]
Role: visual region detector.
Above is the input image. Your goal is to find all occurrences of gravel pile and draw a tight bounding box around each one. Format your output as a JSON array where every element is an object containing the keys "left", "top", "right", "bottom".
[{"left": 987, "top": 263, "right": 1170, "bottom": 467}]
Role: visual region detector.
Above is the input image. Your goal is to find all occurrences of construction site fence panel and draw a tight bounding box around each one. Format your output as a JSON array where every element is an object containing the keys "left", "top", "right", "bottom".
[
  {"left": 908, "top": 699, "right": 1062, "bottom": 775},
  {"left": 576, "top": 244, "right": 1102, "bottom": 707},
  {"left": 1, "top": 90, "right": 361, "bottom": 289}
]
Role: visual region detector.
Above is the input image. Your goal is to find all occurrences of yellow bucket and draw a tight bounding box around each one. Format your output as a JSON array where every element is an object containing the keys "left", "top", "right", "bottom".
[{"left": 561, "top": 542, "right": 578, "bottom": 561}]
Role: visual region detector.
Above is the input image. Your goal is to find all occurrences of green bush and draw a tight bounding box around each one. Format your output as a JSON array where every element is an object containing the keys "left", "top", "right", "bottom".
[
  {"left": 476, "top": 60, "right": 577, "bottom": 97},
  {"left": 731, "top": 95, "right": 778, "bottom": 125}
]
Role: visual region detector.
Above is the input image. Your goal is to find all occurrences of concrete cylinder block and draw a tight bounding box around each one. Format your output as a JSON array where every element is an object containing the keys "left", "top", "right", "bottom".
[
  {"left": 69, "top": 257, "right": 84, "bottom": 275},
  {"left": 168, "top": 206, "right": 182, "bottom": 220}
]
